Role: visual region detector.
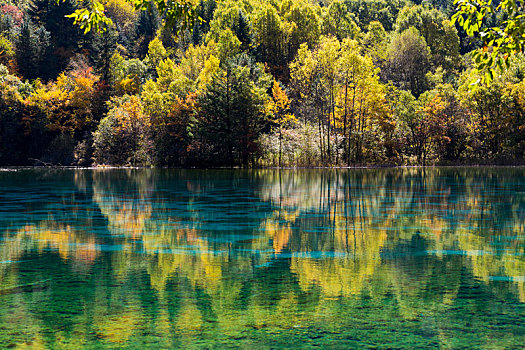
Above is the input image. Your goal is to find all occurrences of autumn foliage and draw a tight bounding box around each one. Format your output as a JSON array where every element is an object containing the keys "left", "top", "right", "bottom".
[{"left": 0, "top": 0, "right": 524, "bottom": 166}]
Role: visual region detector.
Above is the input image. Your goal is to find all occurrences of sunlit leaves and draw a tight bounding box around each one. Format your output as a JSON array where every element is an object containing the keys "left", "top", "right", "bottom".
[
  {"left": 65, "top": 0, "right": 198, "bottom": 34},
  {"left": 66, "top": 2, "right": 114, "bottom": 34},
  {"left": 452, "top": 0, "right": 525, "bottom": 85},
  {"left": 93, "top": 95, "right": 152, "bottom": 165},
  {"left": 26, "top": 66, "right": 99, "bottom": 136}
]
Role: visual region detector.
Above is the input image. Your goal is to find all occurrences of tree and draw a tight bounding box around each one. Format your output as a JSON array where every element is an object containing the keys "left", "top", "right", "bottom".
[
  {"left": 216, "top": 28, "right": 241, "bottom": 62},
  {"left": 266, "top": 80, "right": 296, "bottom": 166},
  {"left": 0, "top": 5, "right": 23, "bottom": 28},
  {"left": 66, "top": 0, "right": 197, "bottom": 35},
  {"left": 345, "top": 0, "right": 407, "bottom": 31},
  {"left": 144, "top": 37, "right": 168, "bottom": 77},
  {"left": 156, "top": 57, "right": 193, "bottom": 97},
  {"left": 0, "top": 34, "right": 14, "bottom": 66},
  {"left": 102, "top": 0, "right": 137, "bottom": 27},
  {"left": 290, "top": 37, "right": 391, "bottom": 165},
  {"left": 289, "top": 42, "right": 328, "bottom": 163},
  {"left": 197, "top": 55, "right": 270, "bottom": 166},
  {"left": 393, "top": 88, "right": 453, "bottom": 165},
  {"left": 458, "top": 55, "right": 525, "bottom": 160},
  {"left": 430, "top": 83, "right": 469, "bottom": 162},
  {"left": 133, "top": 8, "right": 160, "bottom": 59},
  {"left": 452, "top": 0, "right": 525, "bottom": 84},
  {"left": 363, "top": 21, "right": 388, "bottom": 60},
  {"left": 336, "top": 39, "right": 390, "bottom": 164},
  {"left": 383, "top": 27, "right": 432, "bottom": 97},
  {"left": 28, "top": 0, "right": 83, "bottom": 78},
  {"left": 206, "top": 1, "right": 248, "bottom": 43},
  {"left": 0, "top": 64, "right": 29, "bottom": 164},
  {"left": 93, "top": 95, "right": 152, "bottom": 165},
  {"left": 15, "top": 17, "right": 50, "bottom": 80},
  {"left": 235, "top": 9, "right": 252, "bottom": 53},
  {"left": 91, "top": 27, "right": 118, "bottom": 81},
  {"left": 110, "top": 56, "right": 148, "bottom": 95},
  {"left": 27, "top": 65, "right": 99, "bottom": 138},
  {"left": 322, "top": 0, "right": 360, "bottom": 41},
  {"left": 252, "top": 4, "right": 288, "bottom": 80},
  {"left": 412, "top": 92, "right": 449, "bottom": 165},
  {"left": 283, "top": 0, "right": 321, "bottom": 64},
  {"left": 395, "top": 4, "right": 461, "bottom": 74}
]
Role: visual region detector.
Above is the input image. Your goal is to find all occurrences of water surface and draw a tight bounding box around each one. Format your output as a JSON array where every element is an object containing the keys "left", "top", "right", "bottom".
[{"left": 0, "top": 168, "right": 524, "bottom": 348}]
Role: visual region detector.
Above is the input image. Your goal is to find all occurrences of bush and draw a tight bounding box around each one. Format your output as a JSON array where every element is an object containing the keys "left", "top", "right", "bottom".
[{"left": 92, "top": 95, "right": 152, "bottom": 166}]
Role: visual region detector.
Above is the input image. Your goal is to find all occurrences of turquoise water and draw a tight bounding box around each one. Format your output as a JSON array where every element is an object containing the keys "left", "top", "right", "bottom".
[{"left": 0, "top": 168, "right": 524, "bottom": 349}]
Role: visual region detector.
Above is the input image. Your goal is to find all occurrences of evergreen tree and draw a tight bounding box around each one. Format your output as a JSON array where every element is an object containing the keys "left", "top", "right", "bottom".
[
  {"left": 198, "top": 55, "right": 269, "bottom": 166},
  {"left": 26, "top": 0, "right": 83, "bottom": 78},
  {"left": 191, "top": 20, "right": 202, "bottom": 45},
  {"left": 91, "top": 28, "right": 118, "bottom": 82},
  {"left": 15, "top": 17, "right": 50, "bottom": 80},
  {"left": 0, "top": 12, "right": 15, "bottom": 38},
  {"left": 134, "top": 8, "right": 160, "bottom": 59},
  {"left": 199, "top": 0, "right": 216, "bottom": 35},
  {"left": 235, "top": 10, "right": 252, "bottom": 53}
]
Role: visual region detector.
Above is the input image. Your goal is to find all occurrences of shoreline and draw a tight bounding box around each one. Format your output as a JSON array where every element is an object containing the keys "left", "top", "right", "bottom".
[{"left": 2, "top": 164, "right": 525, "bottom": 171}]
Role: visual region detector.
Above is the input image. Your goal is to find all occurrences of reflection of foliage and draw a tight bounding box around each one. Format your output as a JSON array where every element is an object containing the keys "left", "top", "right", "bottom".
[{"left": 0, "top": 168, "right": 524, "bottom": 347}]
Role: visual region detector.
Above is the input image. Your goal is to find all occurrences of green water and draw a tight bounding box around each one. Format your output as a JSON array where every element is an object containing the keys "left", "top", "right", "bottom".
[{"left": 0, "top": 168, "right": 523, "bottom": 349}]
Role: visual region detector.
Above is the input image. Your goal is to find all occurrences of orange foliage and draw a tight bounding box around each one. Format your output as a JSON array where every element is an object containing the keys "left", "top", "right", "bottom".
[
  {"left": 114, "top": 95, "right": 150, "bottom": 132},
  {"left": 26, "top": 66, "right": 99, "bottom": 136}
]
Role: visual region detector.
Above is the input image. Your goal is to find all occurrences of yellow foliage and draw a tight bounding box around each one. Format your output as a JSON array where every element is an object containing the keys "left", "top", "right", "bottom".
[
  {"left": 101, "top": 0, "right": 137, "bottom": 25},
  {"left": 116, "top": 77, "right": 140, "bottom": 95},
  {"left": 267, "top": 80, "right": 296, "bottom": 127},
  {"left": 197, "top": 54, "right": 220, "bottom": 89},
  {"left": 114, "top": 95, "right": 151, "bottom": 132},
  {"left": 25, "top": 67, "right": 99, "bottom": 135}
]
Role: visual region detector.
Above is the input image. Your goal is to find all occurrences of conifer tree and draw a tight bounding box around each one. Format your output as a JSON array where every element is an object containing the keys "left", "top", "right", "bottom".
[
  {"left": 15, "top": 17, "right": 50, "bottom": 80},
  {"left": 134, "top": 8, "right": 160, "bottom": 59},
  {"left": 198, "top": 55, "right": 269, "bottom": 166}
]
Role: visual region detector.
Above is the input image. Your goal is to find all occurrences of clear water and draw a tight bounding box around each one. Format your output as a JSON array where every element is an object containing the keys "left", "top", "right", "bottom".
[{"left": 0, "top": 168, "right": 524, "bottom": 349}]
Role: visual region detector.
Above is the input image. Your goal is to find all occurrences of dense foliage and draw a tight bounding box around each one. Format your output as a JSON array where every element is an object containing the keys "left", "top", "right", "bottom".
[{"left": 0, "top": 0, "right": 524, "bottom": 166}]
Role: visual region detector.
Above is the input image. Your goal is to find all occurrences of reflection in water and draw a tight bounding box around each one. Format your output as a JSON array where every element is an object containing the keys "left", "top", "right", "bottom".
[{"left": 0, "top": 168, "right": 524, "bottom": 348}]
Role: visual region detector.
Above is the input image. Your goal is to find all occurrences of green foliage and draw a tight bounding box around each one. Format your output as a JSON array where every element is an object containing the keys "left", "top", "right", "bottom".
[
  {"left": 197, "top": 54, "right": 270, "bottom": 166},
  {"left": 322, "top": 0, "right": 360, "bottom": 41},
  {"left": 289, "top": 36, "right": 392, "bottom": 165},
  {"left": 144, "top": 36, "right": 168, "bottom": 75},
  {"left": 67, "top": 0, "right": 197, "bottom": 35},
  {"left": 111, "top": 56, "right": 148, "bottom": 94},
  {"left": 452, "top": 0, "right": 525, "bottom": 85},
  {"left": 29, "top": 0, "right": 83, "bottom": 78},
  {"left": 458, "top": 55, "right": 525, "bottom": 159},
  {"left": 216, "top": 27, "right": 241, "bottom": 62},
  {"left": 92, "top": 27, "right": 118, "bottom": 81},
  {"left": 0, "top": 34, "right": 13, "bottom": 65},
  {"left": 134, "top": 7, "right": 160, "bottom": 58},
  {"left": 15, "top": 17, "right": 50, "bottom": 80},
  {"left": 345, "top": 0, "right": 408, "bottom": 31},
  {"left": 284, "top": 0, "right": 321, "bottom": 56},
  {"left": 396, "top": 4, "right": 461, "bottom": 74},
  {"left": 93, "top": 95, "right": 152, "bottom": 165},
  {"left": 383, "top": 27, "right": 432, "bottom": 97},
  {"left": 362, "top": 21, "right": 389, "bottom": 64},
  {"left": 0, "top": 0, "right": 523, "bottom": 166}
]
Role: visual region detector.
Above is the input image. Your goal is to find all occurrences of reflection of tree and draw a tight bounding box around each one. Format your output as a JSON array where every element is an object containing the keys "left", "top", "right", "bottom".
[{"left": 0, "top": 168, "right": 523, "bottom": 348}]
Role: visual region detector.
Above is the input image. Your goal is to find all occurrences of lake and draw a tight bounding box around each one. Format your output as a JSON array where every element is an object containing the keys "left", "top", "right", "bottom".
[{"left": 0, "top": 168, "right": 523, "bottom": 348}]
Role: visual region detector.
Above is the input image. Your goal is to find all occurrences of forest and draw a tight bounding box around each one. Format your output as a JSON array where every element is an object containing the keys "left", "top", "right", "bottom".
[{"left": 0, "top": 0, "right": 524, "bottom": 167}]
